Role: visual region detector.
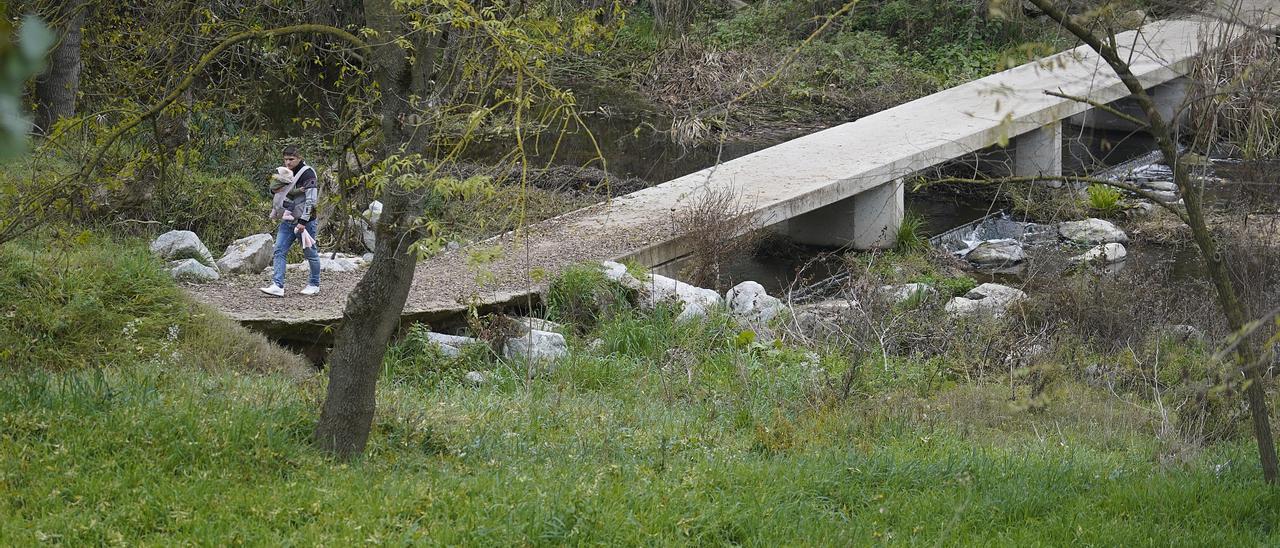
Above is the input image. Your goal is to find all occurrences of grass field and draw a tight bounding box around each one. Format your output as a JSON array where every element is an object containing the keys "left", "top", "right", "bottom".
[{"left": 1, "top": 238, "right": 1277, "bottom": 545}]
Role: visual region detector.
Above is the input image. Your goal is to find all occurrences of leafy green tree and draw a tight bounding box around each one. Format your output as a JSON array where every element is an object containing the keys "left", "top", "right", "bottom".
[{"left": 0, "top": 14, "right": 52, "bottom": 157}]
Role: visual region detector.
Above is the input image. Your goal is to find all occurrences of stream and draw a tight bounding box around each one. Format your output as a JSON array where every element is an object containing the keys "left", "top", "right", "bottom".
[{"left": 481, "top": 85, "right": 1268, "bottom": 300}]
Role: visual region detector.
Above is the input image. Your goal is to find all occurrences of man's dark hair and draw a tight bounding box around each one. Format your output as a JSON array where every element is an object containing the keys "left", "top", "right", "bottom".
[{"left": 282, "top": 145, "right": 300, "bottom": 157}]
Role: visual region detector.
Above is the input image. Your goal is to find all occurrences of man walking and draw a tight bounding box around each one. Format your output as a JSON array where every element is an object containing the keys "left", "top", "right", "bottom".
[{"left": 260, "top": 146, "right": 321, "bottom": 297}]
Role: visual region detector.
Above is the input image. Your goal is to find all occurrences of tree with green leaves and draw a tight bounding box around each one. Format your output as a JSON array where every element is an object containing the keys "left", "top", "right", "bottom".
[{"left": 14, "top": 0, "right": 610, "bottom": 459}]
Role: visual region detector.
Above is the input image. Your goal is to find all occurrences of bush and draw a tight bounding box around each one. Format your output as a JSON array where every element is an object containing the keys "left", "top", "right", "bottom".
[
  {"left": 1086, "top": 184, "right": 1123, "bottom": 216},
  {"left": 894, "top": 211, "right": 929, "bottom": 252},
  {"left": 545, "top": 263, "right": 635, "bottom": 332},
  {"left": 150, "top": 171, "right": 269, "bottom": 252},
  {"left": 382, "top": 323, "right": 483, "bottom": 388}
]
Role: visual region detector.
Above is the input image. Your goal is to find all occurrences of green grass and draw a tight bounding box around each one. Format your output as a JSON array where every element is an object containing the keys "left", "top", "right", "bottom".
[
  {"left": 3, "top": 357, "right": 1277, "bottom": 544},
  {"left": 894, "top": 211, "right": 930, "bottom": 252},
  {"left": 1086, "top": 183, "right": 1124, "bottom": 216},
  {"left": 0, "top": 234, "right": 307, "bottom": 373},
  {"left": 3, "top": 248, "right": 1279, "bottom": 544}
]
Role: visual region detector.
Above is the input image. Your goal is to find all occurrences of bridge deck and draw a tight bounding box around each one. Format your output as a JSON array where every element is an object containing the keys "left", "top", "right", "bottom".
[{"left": 186, "top": 11, "right": 1272, "bottom": 340}]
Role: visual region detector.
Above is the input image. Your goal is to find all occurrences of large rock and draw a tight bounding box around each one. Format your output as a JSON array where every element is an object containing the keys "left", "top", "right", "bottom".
[
  {"left": 1160, "top": 324, "right": 1205, "bottom": 343},
  {"left": 503, "top": 329, "right": 568, "bottom": 371},
  {"left": 427, "top": 332, "right": 479, "bottom": 348},
  {"left": 1058, "top": 218, "right": 1129, "bottom": 245},
  {"left": 286, "top": 254, "right": 366, "bottom": 273},
  {"left": 424, "top": 332, "right": 479, "bottom": 358},
  {"left": 676, "top": 301, "right": 711, "bottom": 324},
  {"left": 515, "top": 317, "right": 564, "bottom": 333},
  {"left": 878, "top": 283, "right": 936, "bottom": 305},
  {"left": 464, "top": 371, "right": 489, "bottom": 386},
  {"left": 791, "top": 299, "right": 858, "bottom": 339},
  {"left": 944, "top": 283, "right": 1027, "bottom": 318},
  {"left": 642, "top": 273, "right": 722, "bottom": 313},
  {"left": 725, "top": 281, "right": 786, "bottom": 326},
  {"left": 1148, "top": 190, "right": 1179, "bottom": 203},
  {"left": 216, "top": 233, "right": 274, "bottom": 274},
  {"left": 151, "top": 230, "right": 216, "bottom": 267},
  {"left": 169, "top": 258, "right": 220, "bottom": 283},
  {"left": 964, "top": 239, "right": 1025, "bottom": 267},
  {"left": 1143, "top": 180, "right": 1177, "bottom": 192},
  {"left": 600, "top": 261, "right": 643, "bottom": 291},
  {"left": 1071, "top": 243, "right": 1128, "bottom": 265},
  {"left": 363, "top": 200, "right": 383, "bottom": 224}
]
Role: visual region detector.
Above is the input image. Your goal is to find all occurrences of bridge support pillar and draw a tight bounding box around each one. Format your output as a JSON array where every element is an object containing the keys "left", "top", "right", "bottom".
[
  {"left": 1014, "top": 120, "right": 1063, "bottom": 187},
  {"left": 785, "top": 179, "right": 904, "bottom": 250},
  {"left": 1067, "top": 77, "right": 1190, "bottom": 131}
]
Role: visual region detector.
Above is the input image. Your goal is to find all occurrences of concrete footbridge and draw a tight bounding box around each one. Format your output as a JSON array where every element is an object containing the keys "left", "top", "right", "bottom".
[{"left": 188, "top": 3, "right": 1280, "bottom": 342}]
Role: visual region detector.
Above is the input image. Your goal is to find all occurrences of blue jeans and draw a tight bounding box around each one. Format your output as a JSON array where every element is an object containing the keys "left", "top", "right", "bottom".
[{"left": 272, "top": 220, "right": 320, "bottom": 288}]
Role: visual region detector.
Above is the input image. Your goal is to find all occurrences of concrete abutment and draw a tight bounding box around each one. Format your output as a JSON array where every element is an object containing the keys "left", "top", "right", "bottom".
[
  {"left": 784, "top": 179, "right": 905, "bottom": 250},
  {"left": 1068, "top": 77, "right": 1190, "bottom": 132}
]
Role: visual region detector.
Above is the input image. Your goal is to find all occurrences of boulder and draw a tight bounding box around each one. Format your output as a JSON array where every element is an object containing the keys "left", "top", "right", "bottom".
[
  {"left": 503, "top": 329, "right": 568, "bottom": 370},
  {"left": 1058, "top": 218, "right": 1129, "bottom": 245},
  {"left": 216, "top": 233, "right": 274, "bottom": 274},
  {"left": 286, "top": 254, "right": 365, "bottom": 273},
  {"left": 436, "top": 344, "right": 462, "bottom": 358},
  {"left": 427, "top": 332, "right": 479, "bottom": 348},
  {"left": 1143, "top": 180, "right": 1177, "bottom": 192},
  {"left": 600, "top": 261, "right": 643, "bottom": 291},
  {"left": 1160, "top": 324, "right": 1205, "bottom": 343},
  {"left": 464, "top": 371, "right": 489, "bottom": 386},
  {"left": 363, "top": 200, "right": 383, "bottom": 225},
  {"left": 515, "top": 317, "right": 564, "bottom": 333},
  {"left": 642, "top": 273, "right": 721, "bottom": 313},
  {"left": 169, "top": 258, "right": 220, "bottom": 283},
  {"left": 944, "top": 283, "right": 1027, "bottom": 318},
  {"left": 1071, "top": 243, "right": 1128, "bottom": 265},
  {"left": 1148, "top": 190, "right": 1179, "bottom": 203},
  {"left": 1127, "top": 201, "right": 1156, "bottom": 217},
  {"left": 725, "top": 281, "right": 786, "bottom": 326},
  {"left": 676, "top": 301, "right": 711, "bottom": 324},
  {"left": 1019, "top": 222, "right": 1061, "bottom": 245},
  {"left": 964, "top": 239, "right": 1025, "bottom": 267},
  {"left": 151, "top": 230, "right": 216, "bottom": 267},
  {"left": 878, "top": 283, "right": 936, "bottom": 304},
  {"left": 791, "top": 299, "right": 858, "bottom": 339}
]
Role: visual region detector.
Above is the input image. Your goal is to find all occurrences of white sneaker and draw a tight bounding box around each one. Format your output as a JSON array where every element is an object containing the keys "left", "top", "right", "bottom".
[
  {"left": 259, "top": 284, "right": 285, "bottom": 297},
  {"left": 299, "top": 285, "right": 320, "bottom": 296}
]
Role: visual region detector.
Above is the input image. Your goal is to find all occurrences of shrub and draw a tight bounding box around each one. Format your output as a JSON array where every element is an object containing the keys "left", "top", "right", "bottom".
[
  {"left": 382, "top": 323, "right": 481, "bottom": 388},
  {"left": 545, "top": 263, "right": 635, "bottom": 332},
  {"left": 673, "top": 186, "right": 762, "bottom": 290},
  {"left": 894, "top": 211, "right": 929, "bottom": 252},
  {"left": 1085, "top": 183, "right": 1123, "bottom": 216},
  {"left": 151, "top": 171, "right": 269, "bottom": 252}
]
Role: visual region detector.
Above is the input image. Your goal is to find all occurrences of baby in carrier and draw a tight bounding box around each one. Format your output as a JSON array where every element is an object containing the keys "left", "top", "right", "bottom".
[
  {"left": 269, "top": 166, "right": 296, "bottom": 221},
  {"left": 269, "top": 166, "right": 315, "bottom": 248}
]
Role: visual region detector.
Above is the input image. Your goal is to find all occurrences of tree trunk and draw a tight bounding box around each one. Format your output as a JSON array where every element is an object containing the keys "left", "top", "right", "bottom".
[
  {"left": 314, "top": 0, "right": 431, "bottom": 459},
  {"left": 1027, "top": 0, "right": 1278, "bottom": 483},
  {"left": 33, "top": 0, "right": 87, "bottom": 134},
  {"left": 313, "top": 186, "right": 425, "bottom": 458}
]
